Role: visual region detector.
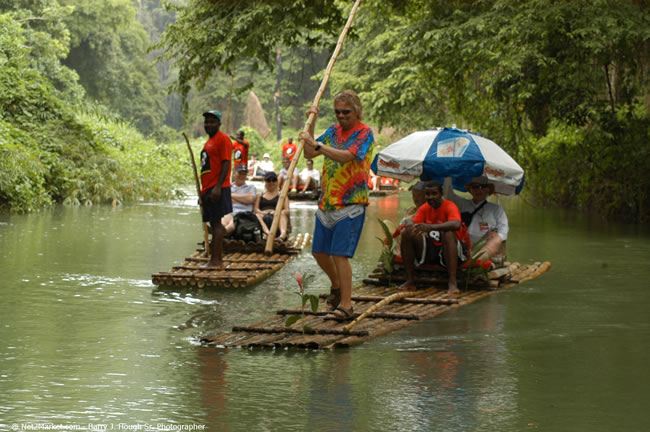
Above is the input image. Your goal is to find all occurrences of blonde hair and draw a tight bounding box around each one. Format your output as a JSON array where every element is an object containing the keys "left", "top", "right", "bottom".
[{"left": 334, "top": 90, "right": 363, "bottom": 120}]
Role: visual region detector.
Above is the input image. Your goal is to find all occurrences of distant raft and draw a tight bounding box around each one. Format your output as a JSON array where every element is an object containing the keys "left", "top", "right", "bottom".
[
  {"left": 152, "top": 234, "right": 310, "bottom": 289},
  {"left": 202, "top": 260, "right": 551, "bottom": 349}
]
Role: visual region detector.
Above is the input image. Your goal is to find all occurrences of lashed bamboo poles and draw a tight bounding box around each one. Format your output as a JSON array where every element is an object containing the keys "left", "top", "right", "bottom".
[{"left": 264, "top": 0, "right": 363, "bottom": 254}]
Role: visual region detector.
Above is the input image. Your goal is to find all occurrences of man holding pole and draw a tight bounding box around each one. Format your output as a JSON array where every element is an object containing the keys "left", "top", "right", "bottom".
[
  {"left": 200, "top": 110, "right": 233, "bottom": 268},
  {"left": 299, "top": 90, "right": 374, "bottom": 320}
]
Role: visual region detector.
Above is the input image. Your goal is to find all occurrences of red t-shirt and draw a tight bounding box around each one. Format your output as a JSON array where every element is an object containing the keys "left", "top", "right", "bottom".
[
  {"left": 412, "top": 200, "right": 469, "bottom": 244},
  {"left": 282, "top": 142, "right": 297, "bottom": 160},
  {"left": 232, "top": 139, "right": 249, "bottom": 168},
  {"left": 200, "top": 131, "right": 232, "bottom": 193}
]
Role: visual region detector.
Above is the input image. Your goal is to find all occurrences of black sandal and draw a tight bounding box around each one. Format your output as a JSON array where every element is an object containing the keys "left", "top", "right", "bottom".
[
  {"left": 324, "top": 306, "right": 354, "bottom": 321},
  {"left": 326, "top": 288, "right": 341, "bottom": 311}
]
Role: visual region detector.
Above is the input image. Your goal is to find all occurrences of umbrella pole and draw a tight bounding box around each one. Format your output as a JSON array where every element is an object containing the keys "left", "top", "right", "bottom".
[{"left": 264, "top": 0, "right": 363, "bottom": 254}]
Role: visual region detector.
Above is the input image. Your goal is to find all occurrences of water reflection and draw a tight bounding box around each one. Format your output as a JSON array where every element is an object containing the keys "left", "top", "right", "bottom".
[{"left": 1, "top": 193, "right": 649, "bottom": 430}]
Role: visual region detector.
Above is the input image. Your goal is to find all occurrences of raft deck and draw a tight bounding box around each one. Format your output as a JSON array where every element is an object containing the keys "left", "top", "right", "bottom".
[
  {"left": 152, "top": 234, "right": 310, "bottom": 289},
  {"left": 202, "top": 260, "right": 551, "bottom": 349}
]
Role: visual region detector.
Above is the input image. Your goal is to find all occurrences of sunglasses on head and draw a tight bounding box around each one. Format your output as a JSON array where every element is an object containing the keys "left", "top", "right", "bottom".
[
  {"left": 469, "top": 184, "right": 490, "bottom": 190},
  {"left": 266, "top": 177, "right": 277, "bottom": 182},
  {"left": 335, "top": 109, "right": 352, "bottom": 115}
]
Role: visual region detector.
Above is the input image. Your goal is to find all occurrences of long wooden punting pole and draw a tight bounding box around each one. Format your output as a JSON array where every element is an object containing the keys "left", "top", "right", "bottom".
[
  {"left": 264, "top": 0, "right": 363, "bottom": 254},
  {"left": 183, "top": 132, "right": 210, "bottom": 255}
]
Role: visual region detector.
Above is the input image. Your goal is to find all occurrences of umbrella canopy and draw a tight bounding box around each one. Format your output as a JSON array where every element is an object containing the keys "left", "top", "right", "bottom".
[{"left": 371, "top": 127, "right": 525, "bottom": 195}]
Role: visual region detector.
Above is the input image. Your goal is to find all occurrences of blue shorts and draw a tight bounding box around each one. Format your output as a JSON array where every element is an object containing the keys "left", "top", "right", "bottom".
[
  {"left": 201, "top": 187, "right": 233, "bottom": 225},
  {"left": 312, "top": 208, "right": 366, "bottom": 258}
]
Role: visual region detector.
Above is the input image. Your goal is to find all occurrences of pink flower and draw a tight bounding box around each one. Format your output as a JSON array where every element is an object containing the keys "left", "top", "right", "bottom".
[{"left": 295, "top": 272, "right": 303, "bottom": 290}]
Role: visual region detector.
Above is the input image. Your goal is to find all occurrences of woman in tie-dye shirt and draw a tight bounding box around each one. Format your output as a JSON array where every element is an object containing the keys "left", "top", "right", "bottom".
[{"left": 299, "top": 90, "right": 374, "bottom": 321}]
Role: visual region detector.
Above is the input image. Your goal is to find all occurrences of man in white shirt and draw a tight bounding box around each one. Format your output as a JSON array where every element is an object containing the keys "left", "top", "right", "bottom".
[
  {"left": 222, "top": 164, "right": 257, "bottom": 235},
  {"left": 444, "top": 176, "right": 508, "bottom": 260},
  {"left": 292, "top": 158, "right": 320, "bottom": 192}
]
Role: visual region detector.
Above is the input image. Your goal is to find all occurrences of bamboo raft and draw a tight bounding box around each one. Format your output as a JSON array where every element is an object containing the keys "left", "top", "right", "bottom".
[
  {"left": 287, "top": 190, "right": 320, "bottom": 201},
  {"left": 369, "top": 189, "right": 401, "bottom": 197},
  {"left": 202, "top": 260, "right": 551, "bottom": 349},
  {"left": 152, "top": 234, "right": 310, "bottom": 288}
]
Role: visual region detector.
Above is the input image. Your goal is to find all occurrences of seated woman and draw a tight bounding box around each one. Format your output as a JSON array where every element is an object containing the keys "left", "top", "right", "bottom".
[{"left": 254, "top": 171, "right": 290, "bottom": 240}]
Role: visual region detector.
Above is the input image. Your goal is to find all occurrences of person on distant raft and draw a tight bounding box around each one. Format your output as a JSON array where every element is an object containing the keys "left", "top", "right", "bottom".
[
  {"left": 282, "top": 136, "right": 297, "bottom": 161},
  {"left": 255, "top": 153, "right": 275, "bottom": 177},
  {"left": 398, "top": 180, "right": 470, "bottom": 296},
  {"left": 199, "top": 110, "right": 233, "bottom": 268},
  {"left": 291, "top": 158, "right": 320, "bottom": 192},
  {"left": 443, "top": 176, "right": 508, "bottom": 260},
  {"left": 299, "top": 90, "right": 374, "bottom": 321},
  {"left": 247, "top": 153, "right": 259, "bottom": 177},
  {"left": 230, "top": 130, "right": 249, "bottom": 176},
  {"left": 278, "top": 157, "right": 292, "bottom": 190}
]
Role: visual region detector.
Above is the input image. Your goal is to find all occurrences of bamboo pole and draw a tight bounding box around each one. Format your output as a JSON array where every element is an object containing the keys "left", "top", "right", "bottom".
[
  {"left": 342, "top": 290, "right": 421, "bottom": 332},
  {"left": 183, "top": 132, "right": 210, "bottom": 256},
  {"left": 264, "top": 0, "right": 364, "bottom": 254}
]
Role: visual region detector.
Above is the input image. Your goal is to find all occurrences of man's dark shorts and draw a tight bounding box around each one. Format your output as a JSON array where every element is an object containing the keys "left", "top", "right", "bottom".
[
  {"left": 417, "top": 231, "right": 470, "bottom": 267},
  {"left": 201, "top": 187, "right": 232, "bottom": 225}
]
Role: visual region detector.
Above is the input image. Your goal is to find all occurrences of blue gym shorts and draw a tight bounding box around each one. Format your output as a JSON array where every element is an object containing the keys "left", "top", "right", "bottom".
[{"left": 312, "top": 206, "right": 366, "bottom": 258}]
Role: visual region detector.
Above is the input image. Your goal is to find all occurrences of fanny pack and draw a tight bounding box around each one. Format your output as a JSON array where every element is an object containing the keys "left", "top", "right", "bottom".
[{"left": 316, "top": 205, "right": 365, "bottom": 229}]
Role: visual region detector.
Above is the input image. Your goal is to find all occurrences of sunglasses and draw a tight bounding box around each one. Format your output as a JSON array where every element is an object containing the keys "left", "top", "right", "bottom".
[
  {"left": 335, "top": 109, "right": 352, "bottom": 115},
  {"left": 469, "top": 184, "right": 490, "bottom": 190}
]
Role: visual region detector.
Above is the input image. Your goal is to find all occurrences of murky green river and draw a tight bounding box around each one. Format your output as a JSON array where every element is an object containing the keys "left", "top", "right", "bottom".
[{"left": 1, "top": 190, "right": 649, "bottom": 431}]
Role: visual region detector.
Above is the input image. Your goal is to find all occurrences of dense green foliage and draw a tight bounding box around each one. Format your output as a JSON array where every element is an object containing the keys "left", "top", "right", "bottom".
[
  {"left": 0, "top": 8, "right": 188, "bottom": 212},
  {"left": 159, "top": 0, "right": 650, "bottom": 221},
  {"left": 2, "top": 0, "right": 649, "bottom": 222}
]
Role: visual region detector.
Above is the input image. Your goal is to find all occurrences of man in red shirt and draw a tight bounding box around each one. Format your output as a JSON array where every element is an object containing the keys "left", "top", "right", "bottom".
[
  {"left": 231, "top": 130, "right": 249, "bottom": 173},
  {"left": 200, "top": 110, "right": 233, "bottom": 268},
  {"left": 282, "top": 136, "right": 297, "bottom": 161},
  {"left": 398, "top": 180, "right": 470, "bottom": 295}
]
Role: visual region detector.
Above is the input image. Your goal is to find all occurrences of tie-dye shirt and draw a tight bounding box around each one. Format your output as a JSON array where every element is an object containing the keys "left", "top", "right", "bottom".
[{"left": 316, "top": 122, "right": 374, "bottom": 210}]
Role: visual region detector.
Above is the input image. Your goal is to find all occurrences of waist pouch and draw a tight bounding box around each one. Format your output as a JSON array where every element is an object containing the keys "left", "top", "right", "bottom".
[{"left": 316, "top": 205, "right": 365, "bottom": 229}]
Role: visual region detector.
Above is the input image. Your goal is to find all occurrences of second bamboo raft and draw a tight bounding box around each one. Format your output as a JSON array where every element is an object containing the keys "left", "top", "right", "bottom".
[{"left": 152, "top": 233, "right": 310, "bottom": 288}]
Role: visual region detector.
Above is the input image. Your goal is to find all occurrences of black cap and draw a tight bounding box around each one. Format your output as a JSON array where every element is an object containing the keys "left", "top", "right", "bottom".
[
  {"left": 264, "top": 171, "right": 278, "bottom": 181},
  {"left": 235, "top": 163, "right": 248, "bottom": 172}
]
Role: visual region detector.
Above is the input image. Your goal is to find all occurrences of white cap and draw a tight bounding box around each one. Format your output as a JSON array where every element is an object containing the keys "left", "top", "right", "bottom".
[{"left": 263, "top": 153, "right": 270, "bottom": 158}]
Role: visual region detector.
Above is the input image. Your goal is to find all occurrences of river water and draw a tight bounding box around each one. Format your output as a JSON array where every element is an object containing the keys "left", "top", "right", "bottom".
[{"left": 1, "top": 191, "right": 648, "bottom": 431}]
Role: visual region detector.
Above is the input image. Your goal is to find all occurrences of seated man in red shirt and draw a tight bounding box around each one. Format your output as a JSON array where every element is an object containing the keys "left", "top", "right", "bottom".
[{"left": 398, "top": 180, "right": 470, "bottom": 295}]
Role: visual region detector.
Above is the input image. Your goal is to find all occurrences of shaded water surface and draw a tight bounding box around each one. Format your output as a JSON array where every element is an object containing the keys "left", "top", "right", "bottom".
[{"left": 1, "top": 192, "right": 648, "bottom": 431}]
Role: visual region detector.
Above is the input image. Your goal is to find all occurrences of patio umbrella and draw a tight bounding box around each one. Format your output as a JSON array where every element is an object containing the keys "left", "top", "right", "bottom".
[{"left": 371, "top": 127, "right": 525, "bottom": 195}]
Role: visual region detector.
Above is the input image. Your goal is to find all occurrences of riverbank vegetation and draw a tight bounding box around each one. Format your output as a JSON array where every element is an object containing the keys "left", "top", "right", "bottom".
[
  {"left": 2, "top": 0, "right": 649, "bottom": 221},
  {"left": 0, "top": 5, "right": 187, "bottom": 211}
]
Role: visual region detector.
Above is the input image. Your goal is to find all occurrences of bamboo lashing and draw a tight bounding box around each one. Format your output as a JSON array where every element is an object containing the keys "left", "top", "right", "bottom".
[
  {"left": 183, "top": 132, "right": 210, "bottom": 256},
  {"left": 264, "top": 0, "right": 363, "bottom": 254}
]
